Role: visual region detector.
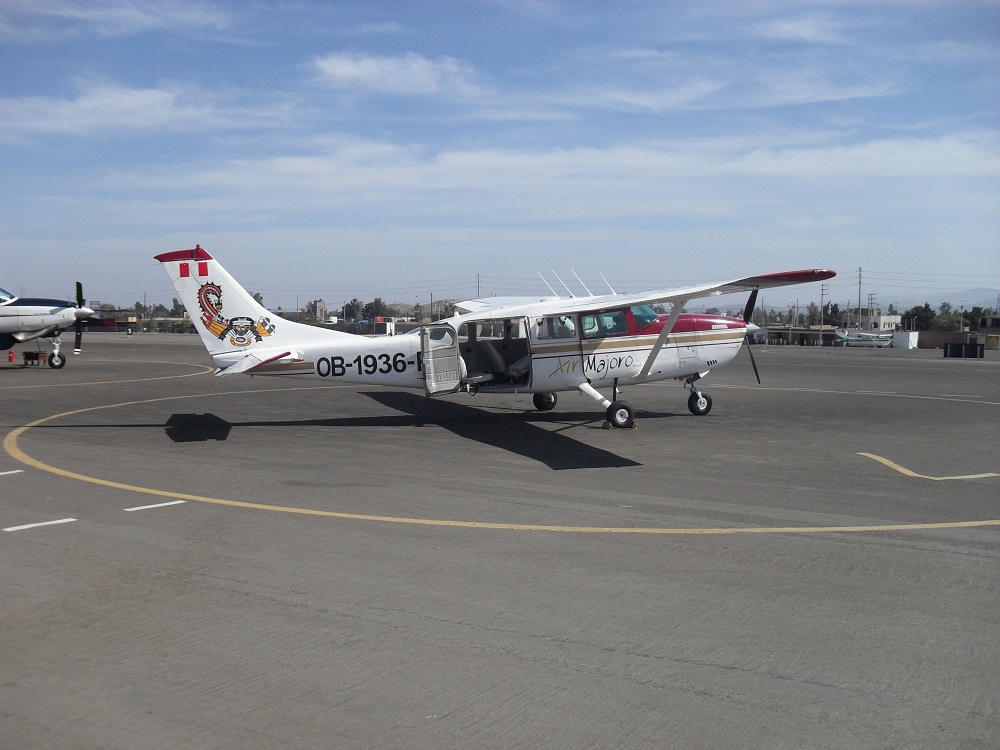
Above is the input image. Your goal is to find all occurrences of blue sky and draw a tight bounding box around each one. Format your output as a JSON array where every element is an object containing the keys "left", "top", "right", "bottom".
[{"left": 2, "top": 0, "right": 998, "bottom": 312}]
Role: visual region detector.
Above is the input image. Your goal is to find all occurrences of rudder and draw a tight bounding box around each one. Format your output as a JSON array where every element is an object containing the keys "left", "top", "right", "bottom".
[{"left": 154, "top": 245, "right": 339, "bottom": 357}]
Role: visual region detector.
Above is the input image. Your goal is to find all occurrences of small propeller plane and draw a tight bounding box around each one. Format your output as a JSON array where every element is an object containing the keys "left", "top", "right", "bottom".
[
  {"left": 0, "top": 283, "right": 94, "bottom": 368},
  {"left": 835, "top": 328, "right": 893, "bottom": 348},
  {"left": 156, "top": 246, "right": 835, "bottom": 428}
]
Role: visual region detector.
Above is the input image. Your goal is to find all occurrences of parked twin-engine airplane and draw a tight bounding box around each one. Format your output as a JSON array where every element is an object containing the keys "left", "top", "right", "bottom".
[
  {"left": 156, "top": 246, "right": 835, "bottom": 428},
  {"left": 0, "top": 283, "right": 94, "bottom": 368}
]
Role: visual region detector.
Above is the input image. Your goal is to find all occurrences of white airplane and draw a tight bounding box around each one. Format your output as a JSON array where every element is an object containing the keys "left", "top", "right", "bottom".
[
  {"left": 835, "top": 328, "right": 893, "bottom": 348},
  {"left": 156, "top": 246, "right": 836, "bottom": 428},
  {"left": 0, "top": 283, "right": 95, "bottom": 368}
]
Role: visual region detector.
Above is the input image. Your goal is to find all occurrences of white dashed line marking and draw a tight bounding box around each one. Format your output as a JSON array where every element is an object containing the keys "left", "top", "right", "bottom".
[
  {"left": 124, "top": 500, "right": 186, "bottom": 512},
  {"left": 4, "top": 518, "right": 77, "bottom": 532}
]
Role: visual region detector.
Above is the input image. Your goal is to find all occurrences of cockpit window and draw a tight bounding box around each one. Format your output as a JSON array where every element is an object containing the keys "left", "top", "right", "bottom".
[
  {"left": 631, "top": 305, "right": 659, "bottom": 329},
  {"left": 0, "top": 287, "right": 14, "bottom": 303}
]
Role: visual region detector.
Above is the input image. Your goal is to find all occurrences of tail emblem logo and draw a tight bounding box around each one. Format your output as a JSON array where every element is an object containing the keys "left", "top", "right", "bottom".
[{"left": 196, "top": 282, "right": 275, "bottom": 348}]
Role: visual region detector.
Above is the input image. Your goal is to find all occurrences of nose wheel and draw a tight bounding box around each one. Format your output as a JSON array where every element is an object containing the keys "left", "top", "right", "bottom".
[
  {"left": 687, "top": 390, "right": 712, "bottom": 416},
  {"left": 48, "top": 335, "right": 66, "bottom": 369}
]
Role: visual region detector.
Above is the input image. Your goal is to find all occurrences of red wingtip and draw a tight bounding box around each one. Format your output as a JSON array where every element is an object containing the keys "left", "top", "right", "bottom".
[{"left": 750, "top": 269, "right": 837, "bottom": 284}]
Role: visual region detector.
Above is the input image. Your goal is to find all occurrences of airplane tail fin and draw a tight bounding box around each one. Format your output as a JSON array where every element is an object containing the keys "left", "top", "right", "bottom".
[{"left": 154, "top": 245, "right": 344, "bottom": 361}]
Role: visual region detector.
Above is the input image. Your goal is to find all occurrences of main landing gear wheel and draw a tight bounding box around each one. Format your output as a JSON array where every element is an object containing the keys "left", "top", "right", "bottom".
[
  {"left": 48, "top": 353, "right": 65, "bottom": 369},
  {"left": 687, "top": 391, "right": 712, "bottom": 416},
  {"left": 532, "top": 392, "right": 558, "bottom": 411},
  {"left": 606, "top": 400, "right": 635, "bottom": 429}
]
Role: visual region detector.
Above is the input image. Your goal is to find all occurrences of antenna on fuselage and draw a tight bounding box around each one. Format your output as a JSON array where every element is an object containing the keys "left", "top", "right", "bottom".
[
  {"left": 571, "top": 270, "right": 594, "bottom": 297},
  {"left": 600, "top": 273, "right": 617, "bottom": 295},
  {"left": 552, "top": 271, "right": 576, "bottom": 298},
  {"left": 538, "top": 272, "right": 560, "bottom": 298}
]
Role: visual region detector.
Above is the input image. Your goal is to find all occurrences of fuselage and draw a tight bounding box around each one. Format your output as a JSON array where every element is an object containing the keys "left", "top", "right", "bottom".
[
  {"left": 217, "top": 306, "right": 750, "bottom": 395},
  {"left": 0, "top": 286, "right": 93, "bottom": 341}
]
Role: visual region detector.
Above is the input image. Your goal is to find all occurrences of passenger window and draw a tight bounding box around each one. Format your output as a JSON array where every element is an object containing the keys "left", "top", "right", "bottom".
[
  {"left": 581, "top": 310, "right": 628, "bottom": 338},
  {"left": 604, "top": 311, "right": 627, "bottom": 334},
  {"left": 534, "top": 315, "right": 577, "bottom": 340},
  {"left": 429, "top": 327, "right": 454, "bottom": 346}
]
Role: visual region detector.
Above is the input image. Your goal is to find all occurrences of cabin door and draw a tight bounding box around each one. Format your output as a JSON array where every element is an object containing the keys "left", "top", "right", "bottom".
[{"left": 420, "top": 323, "right": 463, "bottom": 395}]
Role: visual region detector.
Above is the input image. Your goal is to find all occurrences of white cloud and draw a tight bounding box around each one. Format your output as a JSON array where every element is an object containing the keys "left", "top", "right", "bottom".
[
  {"left": 0, "top": 0, "right": 233, "bottom": 42},
  {"left": 0, "top": 81, "right": 289, "bottom": 140},
  {"left": 311, "top": 52, "right": 481, "bottom": 97},
  {"left": 751, "top": 15, "right": 850, "bottom": 45},
  {"left": 6, "top": 129, "right": 996, "bottom": 305},
  {"left": 97, "top": 131, "right": 999, "bottom": 224},
  {"left": 738, "top": 133, "right": 1000, "bottom": 177}
]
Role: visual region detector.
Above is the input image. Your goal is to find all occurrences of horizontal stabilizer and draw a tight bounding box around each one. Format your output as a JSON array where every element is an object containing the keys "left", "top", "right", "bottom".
[{"left": 215, "top": 349, "right": 300, "bottom": 377}]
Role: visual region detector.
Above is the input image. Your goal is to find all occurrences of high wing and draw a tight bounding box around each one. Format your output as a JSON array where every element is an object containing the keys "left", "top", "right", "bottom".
[
  {"left": 454, "top": 269, "right": 836, "bottom": 319},
  {"left": 558, "top": 269, "right": 837, "bottom": 313},
  {"left": 454, "top": 296, "right": 558, "bottom": 314}
]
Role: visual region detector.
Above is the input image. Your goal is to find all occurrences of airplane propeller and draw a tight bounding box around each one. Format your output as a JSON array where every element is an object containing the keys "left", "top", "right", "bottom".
[
  {"left": 74, "top": 281, "right": 85, "bottom": 354},
  {"left": 742, "top": 289, "right": 761, "bottom": 384}
]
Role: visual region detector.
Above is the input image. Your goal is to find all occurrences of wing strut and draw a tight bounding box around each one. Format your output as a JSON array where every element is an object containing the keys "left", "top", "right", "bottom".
[{"left": 637, "top": 298, "right": 688, "bottom": 380}]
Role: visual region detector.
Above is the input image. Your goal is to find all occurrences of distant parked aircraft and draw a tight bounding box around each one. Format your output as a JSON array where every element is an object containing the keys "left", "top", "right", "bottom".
[
  {"left": 835, "top": 329, "right": 893, "bottom": 348},
  {"left": 0, "top": 283, "right": 94, "bottom": 368}
]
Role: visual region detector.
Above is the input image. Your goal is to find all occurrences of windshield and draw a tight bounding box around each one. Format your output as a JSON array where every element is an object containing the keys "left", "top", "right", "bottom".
[
  {"left": 631, "top": 305, "right": 659, "bottom": 329},
  {"left": 0, "top": 287, "right": 14, "bottom": 303}
]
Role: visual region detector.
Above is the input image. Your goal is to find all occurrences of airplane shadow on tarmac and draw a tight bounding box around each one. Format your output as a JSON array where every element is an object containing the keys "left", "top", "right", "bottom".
[{"left": 164, "top": 391, "right": 643, "bottom": 470}]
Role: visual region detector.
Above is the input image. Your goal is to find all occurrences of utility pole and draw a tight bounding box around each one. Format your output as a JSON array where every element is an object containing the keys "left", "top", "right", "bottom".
[
  {"left": 476, "top": 273, "right": 481, "bottom": 298},
  {"left": 857, "top": 267, "right": 862, "bottom": 330},
  {"left": 820, "top": 283, "right": 827, "bottom": 338}
]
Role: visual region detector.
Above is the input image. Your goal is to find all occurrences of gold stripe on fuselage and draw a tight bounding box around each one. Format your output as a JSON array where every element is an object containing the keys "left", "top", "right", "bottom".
[
  {"left": 531, "top": 330, "right": 746, "bottom": 356},
  {"left": 249, "top": 362, "right": 316, "bottom": 375}
]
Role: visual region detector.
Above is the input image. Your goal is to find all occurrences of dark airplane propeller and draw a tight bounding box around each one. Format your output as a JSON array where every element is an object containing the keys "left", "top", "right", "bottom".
[
  {"left": 742, "top": 289, "right": 761, "bottom": 384},
  {"left": 74, "top": 281, "right": 84, "bottom": 353}
]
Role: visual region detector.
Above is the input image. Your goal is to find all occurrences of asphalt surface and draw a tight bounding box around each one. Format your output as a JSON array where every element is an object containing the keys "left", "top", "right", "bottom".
[{"left": 2, "top": 335, "right": 998, "bottom": 749}]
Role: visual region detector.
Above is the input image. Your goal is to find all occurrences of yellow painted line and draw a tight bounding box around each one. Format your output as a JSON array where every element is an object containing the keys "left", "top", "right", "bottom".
[
  {"left": 4, "top": 391, "right": 999, "bottom": 535},
  {"left": 858, "top": 453, "right": 1000, "bottom": 481}
]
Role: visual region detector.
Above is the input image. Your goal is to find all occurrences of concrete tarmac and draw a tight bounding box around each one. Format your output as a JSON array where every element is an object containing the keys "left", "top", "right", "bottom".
[{"left": 2, "top": 335, "right": 998, "bottom": 749}]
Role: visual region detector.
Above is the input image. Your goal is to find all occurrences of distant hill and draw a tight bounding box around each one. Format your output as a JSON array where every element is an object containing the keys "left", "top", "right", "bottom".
[{"left": 893, "top": 288, "right": 999, "bottom": 311}]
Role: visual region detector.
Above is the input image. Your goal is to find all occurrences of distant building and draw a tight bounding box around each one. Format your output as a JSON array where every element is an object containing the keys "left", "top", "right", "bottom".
[
  {"left": 843, "top": 308, "right": 901, "bottom": 331},
  {"left": 980, "top": 315, "right": 1000, "bottom": 333}
]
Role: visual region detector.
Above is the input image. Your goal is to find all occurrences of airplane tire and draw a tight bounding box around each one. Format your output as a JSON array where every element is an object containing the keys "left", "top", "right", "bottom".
[
  {"left": 532, "top": 392, "right": 558, "bottom": 411},
  {"left": 688, "top": 391, "right": 712, "bottom": 416},
  {"left": 606, "top": 400, "right": 634, "bottom": 428},
  {"left": 48, "top": 353, "right": 65, "bottom": 369}
]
